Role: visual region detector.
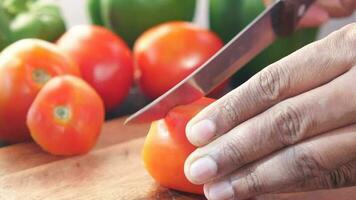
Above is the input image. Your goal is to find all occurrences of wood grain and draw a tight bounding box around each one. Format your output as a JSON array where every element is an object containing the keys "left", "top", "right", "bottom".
[
  {"left": 1, "top": 118, "right": 356, "bottom": 200},
  {"left": 0, "top": 119, "right": 149, "bottom": 176}
]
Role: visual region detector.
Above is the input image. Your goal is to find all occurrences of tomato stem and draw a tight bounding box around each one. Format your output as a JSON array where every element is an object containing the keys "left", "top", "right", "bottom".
[
  {"left": 54, "top": 106, "right": 71, "bottom": 123},
  {"left": 32, "top": 69, "right": 51, "bottom": 85}
]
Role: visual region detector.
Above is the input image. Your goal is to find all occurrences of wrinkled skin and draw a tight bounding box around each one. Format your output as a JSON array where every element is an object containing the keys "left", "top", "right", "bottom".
[
  {"left": 185, "top": 0, "right": 356, "bottom": 198},
  {"left": 184, "top": 22, "right": 356, "bottom": 200}
]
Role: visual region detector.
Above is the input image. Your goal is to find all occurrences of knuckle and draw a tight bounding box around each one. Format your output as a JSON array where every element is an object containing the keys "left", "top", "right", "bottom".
[
  {"left": 219, "top": 95, "right": 241, "bottom": 126},
  {"left": 325, "top": 163, "right": 355, "bottom": 188},
  {"left": 339, "top": 23, "right": 356, "bottom": 47},
  {"left": 271, "top": 103, "right": 304, "bottom": 145},
  {"left": 327, "top": 23, "right": 356, "bottom": 65},
  {"left": 314, "top": 175, "right": 332, "bottom": 189},
  {"left": 257, "top": 65, "right": 290, "bottom": 102},
  {"left": 220, "top": 135, "right": 247, "bottom": 167},
  {"left": 243, "top": 168, "right": 265, "bottom": 194},
  {"left": 340, "top": 0, "right": 356, "bottom": 16},
  {"left": 287, "top": 146, "right": 326, "bottom": 183}
]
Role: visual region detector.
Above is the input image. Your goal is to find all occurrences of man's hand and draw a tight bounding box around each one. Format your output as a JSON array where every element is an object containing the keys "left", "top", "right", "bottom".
[
  {"left": 263, "top": 0, "right": 356, "bottom": 27},
  {"left": 184, "top": 23, "right": 356, "bottom": 200}
]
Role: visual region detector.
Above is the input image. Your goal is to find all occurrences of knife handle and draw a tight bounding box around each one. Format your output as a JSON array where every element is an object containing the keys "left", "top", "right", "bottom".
[{"left": 271, "top": 0, "right": 316, "bottom": 36}]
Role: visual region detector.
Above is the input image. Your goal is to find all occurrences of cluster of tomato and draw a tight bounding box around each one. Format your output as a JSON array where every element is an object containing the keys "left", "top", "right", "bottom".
[
  {"left": 0, "top": 37, "right": 105, "bottom": 156},
  {"left": 0, "top": 22, "right": 222, "bottom": 158}
]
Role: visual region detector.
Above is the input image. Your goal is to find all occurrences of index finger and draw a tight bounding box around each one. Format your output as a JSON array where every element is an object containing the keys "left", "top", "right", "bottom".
[
  {"left": 317, "top": 0, "right": 356, "bottom": 17},
  {"left": 186, "top": 23, "right": 356, "bottom": 146}
]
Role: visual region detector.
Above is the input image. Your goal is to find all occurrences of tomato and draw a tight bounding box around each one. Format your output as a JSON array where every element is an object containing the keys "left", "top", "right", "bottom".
[
  {"left": 142, "top": 97, "right": 215, "bottom": 194},
  {"left": 27, "top": 75, "right": 105, "bottom": 155},
  {"left": 57, "top": 25, "right": 134, "bottom": 111},
  {"left": 0, "top": 39, "right": 80, "bottom": 143},
  {"left": 134, "top": 22, "right": 223, "bottom": 99}
]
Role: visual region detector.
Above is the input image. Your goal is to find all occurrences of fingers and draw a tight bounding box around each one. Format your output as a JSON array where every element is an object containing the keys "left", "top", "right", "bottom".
[
  {"left": 186, "top": 23, "right": 356, "bottom": 147},
  {"left": 317, "top": 0, "right": 356, "bottom": 17},
  {"left": 298, "top": 5, "right": 329, "bottom": 28},
  {"left": 299, "top": 0, "right": 355, "bottom": 27},
  {"left": 185, "top": 63, "right": 356, "bottom": 184},
  {"left": 277, "top": 160, "right": 356, "bottom": 193},
  {"left": 203, "top": 124, "right": 356, "bottom": 200},
  {"left": 264, "top": 0, "right": 355, "bottom": 28},
  {"left": 341, "top": 0, "right": 356, "bottom": 11}
]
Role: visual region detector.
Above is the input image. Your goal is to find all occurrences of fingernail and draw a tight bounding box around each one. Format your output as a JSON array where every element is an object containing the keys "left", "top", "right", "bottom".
[
  {"left": 206, "top": 181, "right": 235, "bottom": 200},
  {"left": 189, "top": 156, "right": 217, "bottom": 183},
  {"left": 188, "top": 119, "right": 216, "bottom": 145}
]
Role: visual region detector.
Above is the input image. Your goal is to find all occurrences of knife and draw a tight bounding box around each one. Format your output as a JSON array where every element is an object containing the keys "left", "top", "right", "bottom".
[{"left": 126, "top": 0, "right": 316, "bottom": 124}]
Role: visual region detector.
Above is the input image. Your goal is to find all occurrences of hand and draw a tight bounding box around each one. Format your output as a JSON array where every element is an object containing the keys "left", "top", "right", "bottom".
[
  {"left": 184, "top": 23, "right": 356, "bottom": 200},
  {"left": 263, "top": 0, "right": 356, "bottom": 27}
]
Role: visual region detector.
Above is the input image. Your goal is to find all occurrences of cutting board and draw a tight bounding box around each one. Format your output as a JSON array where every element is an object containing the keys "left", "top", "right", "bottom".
[{"left": 1, "top": 118, "right": 356, "bottom": 200}]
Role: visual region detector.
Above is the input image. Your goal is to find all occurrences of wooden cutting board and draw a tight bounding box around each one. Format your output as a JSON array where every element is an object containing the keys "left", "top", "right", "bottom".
[{"left": 1, "top": 118, "right": 356, "bottom": 200}]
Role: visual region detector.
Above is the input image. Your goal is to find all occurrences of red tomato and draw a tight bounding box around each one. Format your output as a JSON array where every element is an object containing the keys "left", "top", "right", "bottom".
[
  {"left": 0, "top": 39, "right": 80, "bottom": 143},
  {"left": 134, "top": 22, "right": 223, "bottom": 99},
  {"left": 57, "top": 25, "right": 134, "bottom": 111},
  {"left": 27, "top": 75, "right": 105, "bottom": 155},
  {"left": 142, "top": 97, "right": 215, "bottom": 194}
]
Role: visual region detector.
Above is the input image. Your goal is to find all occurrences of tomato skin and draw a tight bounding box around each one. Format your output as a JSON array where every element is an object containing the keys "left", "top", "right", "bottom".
[
  {"left": 134, "top": 22, "right": 223, "bottom": 99},
  {"left": 27, "top": 75, "right": 105, "bottom": 156},
  {"left": 0, "top": 39, "right": 80, "bottom": 143},
  {"left": 142, "top": 97, "right": 215, "bottom": 194},
  {"left": 57, "top": 25, "right": 134, "bottom": 111}
]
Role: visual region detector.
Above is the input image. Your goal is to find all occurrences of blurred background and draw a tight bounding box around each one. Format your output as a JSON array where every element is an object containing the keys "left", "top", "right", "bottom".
[
  {"left": 0, "top": 0, "right": 354, "bottom": 149},
  {"left": 56, "top": 0, "right": 356, "bottom": 38},
  {"left": 54, "top": 0, "right": 356, "bottom": 118},
  {"left": 54, "top": 0, "right": 355, "bottom": 118}
]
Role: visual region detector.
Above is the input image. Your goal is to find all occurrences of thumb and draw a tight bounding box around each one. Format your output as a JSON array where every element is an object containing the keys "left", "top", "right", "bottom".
[{"left": 298, "top": 5, "right": 330, "bottom": 28}]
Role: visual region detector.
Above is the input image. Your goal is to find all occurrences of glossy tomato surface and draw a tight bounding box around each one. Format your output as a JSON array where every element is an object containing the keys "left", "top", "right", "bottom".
[
  {"left": 27, "top": 75, "right": 105, "bottom": 155},
  {"left": 134, "top": 22, "right": 223, "bottom": 99},
  {"left": 0, "top": 39, "right": 80, "bottom": 143},
  {"left": 142, "top": 97, "right": 215, "bottom": 194},
  {"left": 57, "top": 25, "right": 134, "bottom": 111}
]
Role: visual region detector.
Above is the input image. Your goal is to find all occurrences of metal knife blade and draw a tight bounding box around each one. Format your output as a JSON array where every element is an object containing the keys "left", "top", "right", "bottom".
[{"left": 125, "top": 0, "right": 315, "bottom": 124}]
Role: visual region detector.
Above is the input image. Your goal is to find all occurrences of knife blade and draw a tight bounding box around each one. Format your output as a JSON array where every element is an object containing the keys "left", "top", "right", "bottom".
[{"left": 126, "top": 0, "right": 315, "bottom": 124}]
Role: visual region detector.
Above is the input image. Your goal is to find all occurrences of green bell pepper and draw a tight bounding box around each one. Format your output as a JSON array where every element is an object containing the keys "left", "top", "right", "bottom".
[
  {"left": 0, "top": 0, "right": 66, "bottom": 51},
  {"left": 87, "top": 0, "right": 196, "bottom": 47},
  {"left": 210, "top": 0, "right": 319, "bottom": 86},
  {"left": 0, "top": 4, "right": 11, "bottom": 50}
]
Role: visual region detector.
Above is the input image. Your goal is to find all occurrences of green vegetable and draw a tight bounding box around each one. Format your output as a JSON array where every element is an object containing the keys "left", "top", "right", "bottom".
[
  {"left": 87, "top": 0, "right": 196, "bottom": 47},
  {"left": 210, "top": 0, "right": 319, "bottom": 86},
  {"left": 210, "top": 0, "right": 247, "bottom": 44},
  {"left": 0, "top": 5, "right": 11, "bottom": 50},
  {"left": 0, "top": 0, "right": 66, "bottom": 51}
]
